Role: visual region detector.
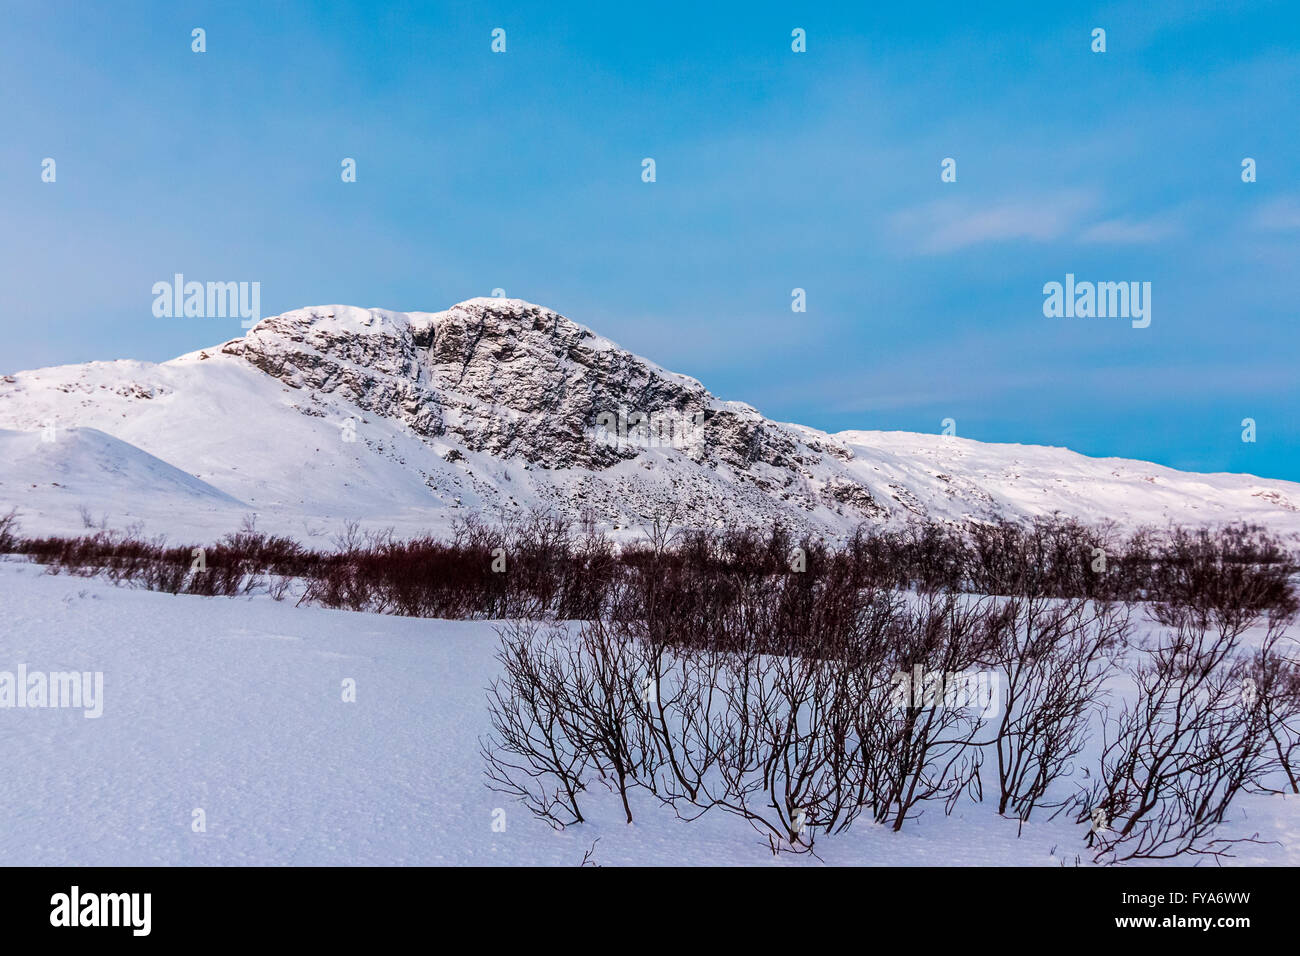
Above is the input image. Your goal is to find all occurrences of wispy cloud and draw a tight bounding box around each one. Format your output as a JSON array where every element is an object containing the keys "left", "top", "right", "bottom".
[
  {"left": 892, "top": 192, "right": 1095, "bottom": 253},
  {"left": 1251, "top": 196, "right": 1300, "bottom": 231},
  {"left": 1079, "top": 216, "right": 1182, "bottom": 244}
]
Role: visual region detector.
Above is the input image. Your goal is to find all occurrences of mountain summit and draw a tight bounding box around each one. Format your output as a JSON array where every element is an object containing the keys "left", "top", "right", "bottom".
[{"left": 1, "top": 298, "right": 1297, "bottom": 541}]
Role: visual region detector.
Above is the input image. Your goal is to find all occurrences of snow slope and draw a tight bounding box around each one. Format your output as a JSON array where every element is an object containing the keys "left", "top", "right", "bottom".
[
  {"left": 0, "top": 561, "right": 1294, "bottom": 866},
  {"left": 835, "top": 430, "right": 1300, "bottom": 532},
  {"left": 1, "top": 297, "right": 1297, "bottom": 542},
  {"left": 0, "top": 427, "right": 244, "bottom": 517}
]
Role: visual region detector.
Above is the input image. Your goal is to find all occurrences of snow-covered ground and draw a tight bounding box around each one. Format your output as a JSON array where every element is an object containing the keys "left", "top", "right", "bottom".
[{"left": 1, "top": 560, "right": 1295, "bottom": 866}]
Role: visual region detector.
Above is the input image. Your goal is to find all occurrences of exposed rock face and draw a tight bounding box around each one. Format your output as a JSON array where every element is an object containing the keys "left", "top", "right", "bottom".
[{"left": 218, "top": 298, "right": 883, "bottom": 518}]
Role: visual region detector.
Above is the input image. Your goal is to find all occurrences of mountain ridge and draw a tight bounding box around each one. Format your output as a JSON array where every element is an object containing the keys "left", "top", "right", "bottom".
[{"left": 1, "top": 297, "right": 1297, "bottom": 542}]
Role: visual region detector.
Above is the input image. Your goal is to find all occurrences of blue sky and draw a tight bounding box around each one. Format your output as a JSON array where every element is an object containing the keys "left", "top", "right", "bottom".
[{"left": 2, "top": 0, "right": 1298, "bottom": 479}]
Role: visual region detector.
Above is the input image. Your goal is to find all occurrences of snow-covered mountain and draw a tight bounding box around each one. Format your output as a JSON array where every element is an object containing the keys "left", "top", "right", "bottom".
[{"left": 1, "top": 297, "right": 1297, "bottom": 542}]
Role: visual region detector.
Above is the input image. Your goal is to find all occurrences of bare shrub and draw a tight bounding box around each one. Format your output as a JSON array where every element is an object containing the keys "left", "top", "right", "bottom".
[
  {"left": 869, "top": 593, "right": 997, "bottom": 831},
  {"left": 560, "top": 621, "right": 659, "bottom": 823},
  {"left": 0, "top": 508, "right": 20, "bottom": 553},
  {"left": 75, "top": 504, "right": 97, "bottom": 530},
  {"left": 965, "top": 516, "right": 1115, "bottom": 599},
  {"left": 979, "top": 595, "right": 1130, "bottom": 820},
  {"left": 1246, "top": 630, "right": 1300, "bottom": 794},
  {"left": 330, "top": 519, "right": 364, "bottom": 555},
  {"left": 1137, "top": 524, "right": 1296, "bottom": 627},
  {"left": 480, "top": 620, "right": 590, "bottom": 827},
  {"left": 1089, "top": 616, "right": 1276, "bottom": 863}
]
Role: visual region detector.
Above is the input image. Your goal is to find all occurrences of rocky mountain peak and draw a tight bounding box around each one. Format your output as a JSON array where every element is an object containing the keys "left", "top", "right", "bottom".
[
  {"left": 8, "top": 297, "right": 1291, "bottom": 542},
  {"left": 218, "top": 298, "right": 864, "bottom": 490}
]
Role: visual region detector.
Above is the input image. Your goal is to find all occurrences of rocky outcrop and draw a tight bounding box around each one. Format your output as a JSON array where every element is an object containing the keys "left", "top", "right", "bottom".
[
  {"left": 11, "top": 297, "right": 1285, "bottom": 542},
  {"left": 218, "top": 298, "right": 883, "bottom": 517}
]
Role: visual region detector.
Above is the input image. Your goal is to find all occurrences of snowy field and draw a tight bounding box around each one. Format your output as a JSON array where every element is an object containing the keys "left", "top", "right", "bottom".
[{"left": 1, "top": 559, "right": 1296, "bottom": 867}]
